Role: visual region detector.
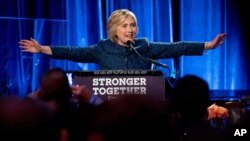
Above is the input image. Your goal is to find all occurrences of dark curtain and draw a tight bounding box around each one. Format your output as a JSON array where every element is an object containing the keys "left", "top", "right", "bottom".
[{"left": 0, "top": 0, "right": 249, "bottom": 99}]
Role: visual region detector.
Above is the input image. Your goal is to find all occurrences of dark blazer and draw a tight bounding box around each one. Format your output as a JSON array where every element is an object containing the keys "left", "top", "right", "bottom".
[{"left": 51, "top": 38, "right": 204, "bottom": 70}]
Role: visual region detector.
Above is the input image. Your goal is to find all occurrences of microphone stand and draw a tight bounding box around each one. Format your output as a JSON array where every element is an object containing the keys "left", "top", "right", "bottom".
[
  {"left": 127, "top": 41, "right": 176, "bottom": 87},
  {"left": 126, "top": 41, "right": 169, "bottom": 69}
]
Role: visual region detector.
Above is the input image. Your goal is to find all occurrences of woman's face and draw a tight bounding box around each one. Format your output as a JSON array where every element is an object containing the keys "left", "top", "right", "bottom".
[{"left": 116, "top": 15, "right": 137, "bottom": 46}]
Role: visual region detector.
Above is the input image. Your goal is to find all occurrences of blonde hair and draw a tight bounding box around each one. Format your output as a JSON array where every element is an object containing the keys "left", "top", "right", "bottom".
[{"left": 107, "top": 9, "right": 138, "bottom": 42}]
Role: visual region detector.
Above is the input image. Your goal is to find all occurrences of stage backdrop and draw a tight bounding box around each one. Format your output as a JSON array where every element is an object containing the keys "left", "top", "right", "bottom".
[{"left": 0, "top": 0, "right": 249, "bottom": 99}]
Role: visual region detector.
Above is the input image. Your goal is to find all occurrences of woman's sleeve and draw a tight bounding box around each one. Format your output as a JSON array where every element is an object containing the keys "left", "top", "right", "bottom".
[
  {"left": 148, "top": 41, "right": 205, "bottom": 59},
  {"left": 51, "top": 44, "right": 99, "bottom": 63}
]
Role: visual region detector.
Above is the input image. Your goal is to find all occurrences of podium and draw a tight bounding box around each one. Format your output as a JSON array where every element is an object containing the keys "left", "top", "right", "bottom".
[{"left": 67, "top": 70, "right": 166, "bottom": 101}]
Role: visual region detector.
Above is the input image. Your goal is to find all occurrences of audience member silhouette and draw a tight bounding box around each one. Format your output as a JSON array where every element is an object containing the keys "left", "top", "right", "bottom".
[
  {"left": 87, "top": 95, "right": 181, "bottom": 141},
  {"left": 0, "top": 96, "right": 58, "bottom": 141},
  {"left": 27, "top": 68, "right": 73, "bottom": 139},
  {"left": 27, "top": 68, "right": 96, "bottom": 141},
  {"left": 170, "top": 74, "right": 230, "bottom": 141}
]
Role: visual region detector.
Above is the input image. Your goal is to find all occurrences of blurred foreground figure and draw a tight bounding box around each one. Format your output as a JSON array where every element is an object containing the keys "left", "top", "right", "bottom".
[
  {"left": 0, "top": 96, "right": 59, "bottom": 141},
  {"left": 87, "top": 95, "right": 181, "bottom": 141},
  {"left": 170, "top": 75, "right": 230, "bottom": 141},
  {"left": 27, "top": 67, "right": 100, "bottom": 141}
]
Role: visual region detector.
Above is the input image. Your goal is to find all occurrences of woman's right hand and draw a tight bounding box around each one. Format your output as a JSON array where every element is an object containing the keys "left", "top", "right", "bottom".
[{"left": 19, "top": 38, "right": 41, "bottom": 53}]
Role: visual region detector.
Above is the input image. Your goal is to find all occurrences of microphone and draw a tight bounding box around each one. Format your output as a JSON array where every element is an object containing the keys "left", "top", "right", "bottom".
[{"left": 126, "top": 40, "right": 168, "bottom": 69}]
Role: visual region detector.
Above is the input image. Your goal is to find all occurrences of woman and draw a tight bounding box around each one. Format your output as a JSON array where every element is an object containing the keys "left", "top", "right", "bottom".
[{"left": 19, "top": 9, "right": 226, "bottom": 70}]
